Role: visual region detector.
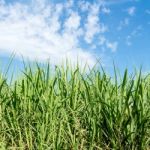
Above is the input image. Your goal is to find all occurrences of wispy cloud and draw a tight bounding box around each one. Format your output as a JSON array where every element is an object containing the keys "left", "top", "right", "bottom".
[
  {"left": 127, "top": 6, "right": 136, "bottom": 16},
  {"left": 84, "top": 4, "right": 101, "bottom": 44},
  {"left": 106, "top": 41, "right": 118, "bottom": 52},
  {"left": 117, "top": 18, "right": 129, "bottom": 30},
  {"left": 99, "top": 36, "right": 106, "bottom": 46},
  {"left": 64, "top": 12, "right": 81, "bottom": 31},
  {"left": 78, "top": 1, "right": 90, "bottom": 12},
  {"left": 101, "top": 7, "right": 111, "bottom": 14},
  {"left": 126, "top": 25, "right": 142, "bottom": 46},
  {"left": 84, "top": 3, "right": 108, "bottom": 44}
]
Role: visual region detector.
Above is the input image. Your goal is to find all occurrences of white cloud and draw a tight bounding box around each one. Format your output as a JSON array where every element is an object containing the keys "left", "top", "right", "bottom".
[
  {"left": 84, "top": 4, "right": 101, "bottom": 43},
  {"left": 0, "top": 0, "right": 118, "bottom": 68},
  {"left": 0, "top": 0, "right": 98, "bottom": 67},
  {"left": 117, "top": 18, "right": 129, "bottom": 30},
  {"left": 64, "top": 12, "right": 81, "bottom": 31},
  {"left": 127, "top": 6, "right": 136, "bottom": 16},
  {"left": 126, "top": 36, "right": 132, "bottom": 46},
  {"left": 64, "top": 0, "right": 74, "bottom": 8},
  {"left": 84, "top": 3, "right": 108, "bottom": 44},
  {"left": 102, "top": 7, "right": 111, "bottom": 14},
  {"left": 106, "top": 41, "right": 118, "bottom": 52},
  {"left": 126, "top": 25, "right": 142, "bottom": 46},
  {"left": 99, "top": 36, "right": 106, "bottom": 45},
  {"left": 78, "top": 0, "right": 90, "bottom": 12}
]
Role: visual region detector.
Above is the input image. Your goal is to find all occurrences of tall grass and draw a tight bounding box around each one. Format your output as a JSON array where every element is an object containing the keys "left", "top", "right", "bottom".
[{"left": 0, "top": 61, "right": 150, "bottom": 149}]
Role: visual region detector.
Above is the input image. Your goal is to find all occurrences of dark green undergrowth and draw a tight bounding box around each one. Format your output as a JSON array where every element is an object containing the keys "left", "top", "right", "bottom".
[{"left": 0, "top": 62, "right": 150, "bottom": 150}]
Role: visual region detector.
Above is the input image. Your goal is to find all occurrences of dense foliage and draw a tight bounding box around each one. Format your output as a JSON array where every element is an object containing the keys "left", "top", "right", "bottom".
[{"left": 0, "top": 63, "right": 150, "bottom": 149}]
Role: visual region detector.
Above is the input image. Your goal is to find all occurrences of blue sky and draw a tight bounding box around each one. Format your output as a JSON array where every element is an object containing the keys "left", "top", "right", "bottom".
[{"left": 0, "top": 0, "right": 150, "bottom": 74}]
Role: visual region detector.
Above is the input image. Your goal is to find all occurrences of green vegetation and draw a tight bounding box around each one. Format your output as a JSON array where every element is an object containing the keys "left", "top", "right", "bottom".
[{"left": 0, "top": 61, "right": 150, "bottom": 150}]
